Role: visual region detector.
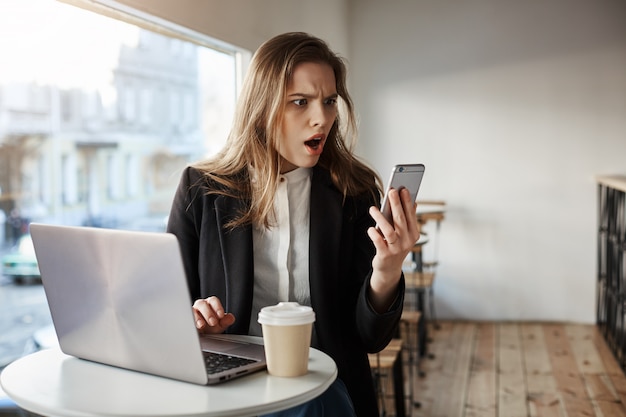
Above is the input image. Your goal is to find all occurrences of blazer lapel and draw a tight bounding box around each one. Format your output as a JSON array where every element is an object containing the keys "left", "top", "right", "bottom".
[
  {"left": 309, "top": 167, "right": 343, "bottom": 338},
  {"left": 214, "top": 195, "right": 255, "bottom": 333}
]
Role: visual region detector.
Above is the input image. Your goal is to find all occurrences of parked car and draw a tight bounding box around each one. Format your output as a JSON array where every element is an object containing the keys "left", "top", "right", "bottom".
[{"left": 1, "top": 235, "right": 40, "bottom": 283}]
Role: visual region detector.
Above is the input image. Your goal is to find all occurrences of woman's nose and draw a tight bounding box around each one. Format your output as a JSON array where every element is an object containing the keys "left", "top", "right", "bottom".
[{"left": 310, "top": 103, "right": 329, "bottom": 127}]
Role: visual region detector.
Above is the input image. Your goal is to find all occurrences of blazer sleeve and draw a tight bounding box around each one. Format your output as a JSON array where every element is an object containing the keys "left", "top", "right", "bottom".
[
  {"left": 350, "top": 190, "right": 405, "bottom": 353},
  {"left": 356, "top": 273, "right": 405, "bottom": 353},
  {"left": 166, "top": 166, "right": 203, "bottom": 301}
]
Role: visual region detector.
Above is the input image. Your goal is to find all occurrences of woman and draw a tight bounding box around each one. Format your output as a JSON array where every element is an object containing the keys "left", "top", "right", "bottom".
[{"left": 167, "top": 32, "right": 419, "bottom": 416}]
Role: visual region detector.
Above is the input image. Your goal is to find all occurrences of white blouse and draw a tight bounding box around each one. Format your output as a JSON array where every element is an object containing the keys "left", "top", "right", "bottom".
[{"left": 249, "top": 167, "right": 312, "bottom": 336}]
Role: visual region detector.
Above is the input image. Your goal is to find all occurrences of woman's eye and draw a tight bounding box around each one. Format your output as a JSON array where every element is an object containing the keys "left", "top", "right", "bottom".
[
  {"left": 325, "top": 98, "right": 338, "bottom": 105},
  {"left": 293, "top": 99, "right": 307, "bottom": 106}
]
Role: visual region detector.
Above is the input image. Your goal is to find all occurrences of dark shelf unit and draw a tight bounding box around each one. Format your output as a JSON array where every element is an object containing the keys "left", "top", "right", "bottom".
[{"left": 597, "top": 175, "right": 626, "bottom": 367}]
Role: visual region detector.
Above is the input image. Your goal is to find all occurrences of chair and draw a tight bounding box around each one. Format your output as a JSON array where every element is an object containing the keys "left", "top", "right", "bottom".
[
  {"left": 411, "top": 200, "right": 445, "bottom": 327},
  {"left": 400, "top": 310, "right": 422, "bottom": 412},
  {"left": 404, "top": 272, "right": 435, "bottom": 361},
  {"left": 369, "top": 338, "right": 404, "bottom": 417},
  {"left": 416, "top": 200, "right": 446, "bottom": 273},
  {"left": 405, "top": 271, "right": 437, "bottom": 329},
  {"left": 404, "top": 201, "right": 445, "bottom": 363}
]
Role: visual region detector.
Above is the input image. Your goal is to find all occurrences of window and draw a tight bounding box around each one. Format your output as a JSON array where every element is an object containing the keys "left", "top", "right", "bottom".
[
  {"left": 0, "top": 0, "right": 245, "bottom": 232},
  {"left": 0, "top": 0, "right": 247, "bottom": 383}
]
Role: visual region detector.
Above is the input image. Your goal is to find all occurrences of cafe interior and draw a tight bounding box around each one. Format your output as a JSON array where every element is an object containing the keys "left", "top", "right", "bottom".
[{"left": 2, "top": 0, "right": 626, "bottom": 416}]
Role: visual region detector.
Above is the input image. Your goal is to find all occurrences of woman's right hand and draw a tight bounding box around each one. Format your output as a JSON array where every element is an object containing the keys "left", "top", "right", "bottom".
[{"left": 192, "top": 296, "right": 236, "bottom": 334}]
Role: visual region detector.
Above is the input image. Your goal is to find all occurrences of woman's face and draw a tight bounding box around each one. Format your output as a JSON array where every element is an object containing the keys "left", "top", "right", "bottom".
[{"left": 277, "top": 62, "right": 338, "bottom": 173}]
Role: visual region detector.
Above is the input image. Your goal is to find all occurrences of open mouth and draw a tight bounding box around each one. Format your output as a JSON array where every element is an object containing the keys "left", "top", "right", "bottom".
[{"left": 304, "top": 137, "right": 323, "bottom": 150}]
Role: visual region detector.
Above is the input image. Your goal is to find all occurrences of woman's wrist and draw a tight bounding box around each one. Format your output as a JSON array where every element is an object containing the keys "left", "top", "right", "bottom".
[{"left": 368, "top": 272, "right": 401, "bottom": 313}]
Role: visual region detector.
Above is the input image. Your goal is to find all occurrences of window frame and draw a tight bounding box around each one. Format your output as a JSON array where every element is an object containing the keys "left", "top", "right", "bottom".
[{"left": 58, "top": 0, "right": 249, "bottom": 96}]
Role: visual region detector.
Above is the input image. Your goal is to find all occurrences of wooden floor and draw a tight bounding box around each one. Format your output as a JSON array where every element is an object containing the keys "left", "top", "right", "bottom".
[{"left": 393, "top": 321, "right": 626, "bottom": 417}]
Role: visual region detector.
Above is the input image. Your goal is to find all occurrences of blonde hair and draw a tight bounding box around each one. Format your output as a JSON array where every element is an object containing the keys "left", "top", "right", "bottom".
[{"left": 194, "top": 32, "right": 381, "bottom": 228}]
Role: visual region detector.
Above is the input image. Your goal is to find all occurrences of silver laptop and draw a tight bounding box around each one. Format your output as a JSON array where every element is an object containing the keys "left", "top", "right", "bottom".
[{"left": 29, "top": 223, "right": 267, "bottom": 385}]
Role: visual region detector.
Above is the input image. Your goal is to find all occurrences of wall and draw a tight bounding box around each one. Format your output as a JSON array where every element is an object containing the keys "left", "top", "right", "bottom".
[{"left": 349, "top": 0, "right": 626, "bottom": 323}]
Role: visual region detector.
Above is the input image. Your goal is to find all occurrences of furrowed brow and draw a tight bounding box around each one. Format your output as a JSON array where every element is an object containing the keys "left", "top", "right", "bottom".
[{"left": 286, "top": 92, "right": 338, "bottom": 99}]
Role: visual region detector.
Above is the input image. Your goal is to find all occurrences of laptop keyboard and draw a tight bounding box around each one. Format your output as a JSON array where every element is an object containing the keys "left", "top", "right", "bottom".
[{"left": 203, "top": 351, "right": 256, "bottom": 375}]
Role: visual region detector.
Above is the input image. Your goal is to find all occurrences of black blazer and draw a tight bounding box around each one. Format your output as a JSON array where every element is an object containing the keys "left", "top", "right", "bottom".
[{"left": 167, "top": 165, "right": 404, "bottom": 417}]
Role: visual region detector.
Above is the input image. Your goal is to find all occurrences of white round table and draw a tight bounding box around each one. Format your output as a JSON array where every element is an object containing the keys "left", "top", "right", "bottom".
[{"left": 1, "top": 346, "right": 337, "bottom": 417}]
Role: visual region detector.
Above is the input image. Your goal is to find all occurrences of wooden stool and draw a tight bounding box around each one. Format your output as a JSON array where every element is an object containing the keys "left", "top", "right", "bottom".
[
  {"left": 400, "top": 311, "right": 422, "bottom": 413},
  {"left": 369, "top": 339, "right": 404, "bottom": 417},
  {"left": 414, "top": 200, "right": 445, "bottom": 326},
  {"left": 405, "top": 271, "right": 437, "bottom": 361},
  {"left": 400, "top": 310, "right": 423, "bottom": 374},
  {"left": 416, "top": 201, "right": 445, "bottom": 263},
  {"left": 405, "top": 271, "right": 437, "bottom": 327}
]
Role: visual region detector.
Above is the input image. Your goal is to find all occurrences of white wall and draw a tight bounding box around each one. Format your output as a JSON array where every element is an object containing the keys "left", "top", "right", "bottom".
[
  {"left": 108, "top": 0, "right": 626, "bottom": 323},
  {"left": 349, "top": 0, "right": 626, "bottom": 323}
]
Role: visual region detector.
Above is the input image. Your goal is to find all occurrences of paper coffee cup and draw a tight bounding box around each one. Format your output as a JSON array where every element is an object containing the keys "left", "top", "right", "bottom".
[{"left": 258, "top": 302, "right": 316, "bottom": 377}]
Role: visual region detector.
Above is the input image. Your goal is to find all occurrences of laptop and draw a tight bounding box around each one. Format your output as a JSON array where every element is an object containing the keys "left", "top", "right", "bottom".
[{"left": 29, "top": 223, "right": 267, "bottom": 385}]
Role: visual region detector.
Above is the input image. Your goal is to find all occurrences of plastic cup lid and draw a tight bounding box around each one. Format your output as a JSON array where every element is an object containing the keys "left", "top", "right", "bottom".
[{"left": 257, "top": 302, "right": 316, "bottom": 326}]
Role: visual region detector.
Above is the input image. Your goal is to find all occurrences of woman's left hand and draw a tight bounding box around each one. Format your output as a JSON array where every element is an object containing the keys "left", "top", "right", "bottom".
[{"left": 366, "top": 187, "right": 420, "bottom": 312}]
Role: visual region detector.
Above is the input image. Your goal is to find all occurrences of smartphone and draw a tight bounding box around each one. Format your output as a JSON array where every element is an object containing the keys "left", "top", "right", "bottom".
[{"left": 380, "top": 163, "right": 425, "bottom": 224}]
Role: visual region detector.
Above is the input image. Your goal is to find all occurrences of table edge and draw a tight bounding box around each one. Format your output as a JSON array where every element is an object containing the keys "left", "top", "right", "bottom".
[{"left": 1, "top": 346, "right": 337, "bottom": 417}]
